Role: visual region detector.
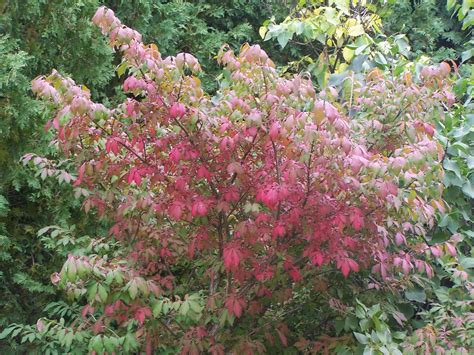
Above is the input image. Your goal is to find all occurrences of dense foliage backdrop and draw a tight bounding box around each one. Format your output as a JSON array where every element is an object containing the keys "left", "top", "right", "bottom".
[{"left": 0, "top": 0, "right": 472, "bottom": 354}]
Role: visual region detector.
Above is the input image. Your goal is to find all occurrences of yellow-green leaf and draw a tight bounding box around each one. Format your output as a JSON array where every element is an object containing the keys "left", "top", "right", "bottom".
[
  {"left": 117, "top": 61, "right": 128, "bottom": 77},
  {"left": 348, "top": 24, "right": 365, "bottom": 37},
  {"left": 342, "top": 47, "right": 354, "bottom": 62}
]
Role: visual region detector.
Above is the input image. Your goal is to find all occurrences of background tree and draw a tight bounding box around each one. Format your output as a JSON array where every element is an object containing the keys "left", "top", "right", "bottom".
[{"left": 382, "top": 0, "right": 468, "bottom": 62}]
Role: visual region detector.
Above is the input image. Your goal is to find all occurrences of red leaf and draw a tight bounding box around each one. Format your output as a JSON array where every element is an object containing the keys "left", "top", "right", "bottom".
[
  {"left": 276, "top": 328, "right": 288, "bottom": 346},
  {"left": 225, "top": 294, "right": 246, "bottom": 318},
  {"left": 168, "top": 201, "right": 184, "bottom": 220},
  {"left": 134, "top": 307, "right": 151, "bottom": 326},
  {"left": 310, "top": 252, "right": 324, "bottom": 266},
  {"left": 338, "top": 258, "right": 359, "bottom": 277},
  {"left": 340, "top": 261, "right": 350, "bottom": 278},
  {"left": 223, "top": 244, "right": 241, "bottom": 271},
  {"left": 349, "top": 208, "right": 364, "bottom": 231},
  {"left": 81, "top": 304, "right": 94, "bottom": 318},
  {"left": 191, "top": 199, "right": 208, "bottom": 217}
]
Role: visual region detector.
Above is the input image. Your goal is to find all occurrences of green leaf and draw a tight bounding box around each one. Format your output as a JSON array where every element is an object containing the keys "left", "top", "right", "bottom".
[
  {"left": 294, "top": 21, "right": 305, "bottom": 35},
  {"left": 219, "top": 309, "right": 228, "bottom": 327},
  {"left": 37, "top": 226, "right": 52, "bottom": 236},
  {"left": 103, "top": 336, "right": 116, "bottom": 353},
  {"left": 64, "top": 331, "right": 73, "bottom": 348},
  {"left": 444, "top": 159, "right": 462, "bottom": 179},
  {"left": 328, "top": 72, "right": 348, "bottom": 87},
  {"left": 114, "top": 271, "right": 124, "bottom": 285},
  {"left": 334, "top": 0, "right": 350, "bottom": 15},
  {"left": 450, "top": 141, "right": 470, "bottom": 155},
  {"left": 374, "top": 52, "right": 388, "bottom": 66},
  {"left": 313, "top": 61, "right": 329, "bottom": 88},
  {"left": 91, "top": 335, "right": 103, "bottom": 353},
  {"left": 360, "top": 318, "right": 371, "bottom": 331},
  {"left": 98, "top": 284, "right": 108, "bottom": 303},
  {"left": 187, "top": 293, "right": 200, "bottom": 300},
  {"left": 377, "top": 329, "right": 390, "bottom": 345},
  {"left": 123, "top": 333, "right": 138, "bottom": 352},
  {"left": 188, "top": 300, "right": 202, "bottom": 313},
  {"left": 392, "top": 331, "right": 407, "bottom": 340},
  {"left": 172, "top": 301, "right": 181, "bottom": 311},
  {"left": 180, "top": 301, "right": 190, "bottom": 315},
  {"left": 349, "top": 54, "right": 368, "bottom": 72},
  {"left": 11, "top": 327, "right": 22, "bottom": 338},
  {"left": 20, "top": 334, "right": 28, "bottom": 343},
  {"left": 344, "top": 315, "right": 358, "bottom": 330},
  {"left": 259, "top": 26, "right": 268, "bottom": 39},
  {"left": 462, "top": 48, "right": 473, "bottom": 63},
  {"left": 467, "top": 156, "right": 474, "bottom": 169},
  {"left": 137, "top": 280, "right": 149, "bottom": 297},
  {"left": 461, "top": 0, "right": 471, "bottom": 17},
  {"left": 27, "top": 333, "right": 35, "bottom": 343},
  {"left": 355, "top": 44, "right": 369, "bottom": 56},
  {"left": 354, "top": 332, "right": 369, "bottom": 344},
  {"left": 0, "top": 326, "right": 15, "bottom": 339},
  {"left": 462, "top": 180, "right": 474, "bottom": 198},
  {"left": 0, "top": 195, "right": 9, "bottom": 217},
  {"left": 335, "top": 319, "right": 345, "bottom": 335},
  {"left": 447, "top": 0, "right": 456, "bottom": 10},
  {"left": 355, "top": 305, "right": 366, "bottom": 318},
  {"left": 162, "top": 301, "right": 170, "bottom": 314},
  {"left": 277, "top": 31, "right": 292, "bottom": 48},
  {"left": 87, "top": 283, "right": 98, "bottom": 302},
  {"left": 434, "top": 287, "right": 450, "bottom": 303},
  {"left": 460, "top": 257, "right": 474, "bottom": 269},
  {"left": 405, "top": 288, "right": 426, "bottom": 303},
  {"left": 439, "top": 213, "right": 452, "bottom": 228},
  {"left": 128, "top": 281, "right": 138, "bottom": 300},
  {"left": 152, "top": 300, "right": 163, "bottom": 317},
  {"left": 444, "top": 171, "right": 464, "bottom": 187}
]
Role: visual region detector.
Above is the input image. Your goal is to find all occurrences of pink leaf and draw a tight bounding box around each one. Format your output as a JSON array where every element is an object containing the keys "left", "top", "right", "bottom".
[
  {"left": 395, "top": 232, "right": 406, "bottom": 246},
  {"left": 169, "top": 102, "right": 186, "bottom": 118},
  {"left": 349, "top": 208, "right": 364, "bottom": 231},
  {"left": 168, "top": 202, "right": 184, "bottom": 220},
  {"left": 445, "top": 243, "right": 456, "bottom": 256},
  {"left": 191, "top": 200, "right": 208, "bottom": 217}
]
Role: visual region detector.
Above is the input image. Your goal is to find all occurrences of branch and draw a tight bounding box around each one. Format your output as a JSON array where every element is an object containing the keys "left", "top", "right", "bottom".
[
  {"left": 158, "top": 318, "right": 180, "bottom": 340},
  {"left": 117, "top": 141, "right": 147, "bottom": 164},
  {"left": 271, "top": 139, "right": 282, "bottom": 219},
  {"left": 230, "top": 128, "right": 261, "bottom": 185},
  {"left": 302, "top": 140, "right": 315, "bottom": 208}
]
